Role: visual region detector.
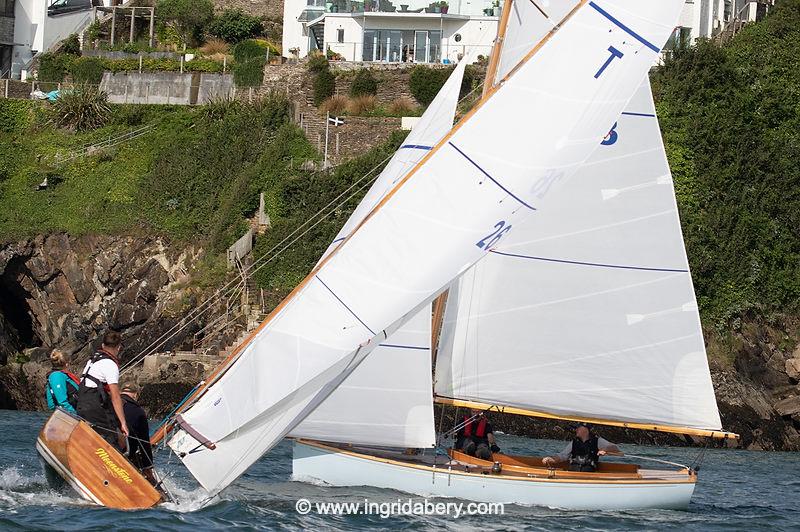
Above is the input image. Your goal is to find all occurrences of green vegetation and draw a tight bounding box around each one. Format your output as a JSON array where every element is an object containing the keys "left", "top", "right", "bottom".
[
  {"left": 60, "top": 34, "right": 81, "bottom": 56},
  {"left": 232, "top": 39, "right": 271, "bottom": 86},
  {"left": 0, "top": 97, "right": 319, "bottom": 254},
  {"left": 207, "top": 9, "right": 263, "bottom": 44},
  {"left": 309, "top": 56, "right": 336, "bottom": 106},
  {"left": 69, "top": 57, "right": 105, "bottom": 85},
  {"left": 349, "top": 69, "right": 378, "bottom": 97},
  {"left": 652, "top": 0, "right": 800, "bottom": 327},
  {"left": 49, "top": 87, "right": 111, "bottom": 131},
  {"left": 156, "top": 0, "right": 214, "bottom": 47},
  {"left": 409, "top": 64, "right": 476, "bottom": 106},
  {"left": 253, "top": 131, "right": 404, "bottom": 304}
]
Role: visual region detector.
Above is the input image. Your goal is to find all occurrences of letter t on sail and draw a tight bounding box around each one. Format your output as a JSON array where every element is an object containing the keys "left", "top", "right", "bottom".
[{"left": 594, "top": 46, "right": 624, "bottom": 79}]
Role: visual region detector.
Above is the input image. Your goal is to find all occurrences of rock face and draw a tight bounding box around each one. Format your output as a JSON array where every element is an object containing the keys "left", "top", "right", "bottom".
[{"left": 0, "top": 233, "right": 203, "bottom": 411}]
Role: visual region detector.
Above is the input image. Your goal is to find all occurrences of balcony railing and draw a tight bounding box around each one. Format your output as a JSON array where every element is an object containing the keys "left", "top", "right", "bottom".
[{"left": 307, "top": 0, "right": 502, "bottom": 17}]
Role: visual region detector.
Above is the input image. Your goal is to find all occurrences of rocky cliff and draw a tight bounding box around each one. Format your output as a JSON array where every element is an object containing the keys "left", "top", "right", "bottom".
[
  {"left": 0, "top": 233, "right": 207, "bottom": 412},
  {"left": 1, "top": 233, "right": 798, "bottom": 452}
]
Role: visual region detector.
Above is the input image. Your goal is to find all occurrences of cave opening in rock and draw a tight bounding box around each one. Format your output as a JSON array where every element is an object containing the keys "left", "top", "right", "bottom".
[{"left": 0, "top": 256, "right": 41, "bottom": 352}]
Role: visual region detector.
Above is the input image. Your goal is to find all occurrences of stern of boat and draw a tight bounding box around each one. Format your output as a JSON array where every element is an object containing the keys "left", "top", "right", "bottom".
[{"left": 36, "top": 408, "right": 162, "bottom": 510}]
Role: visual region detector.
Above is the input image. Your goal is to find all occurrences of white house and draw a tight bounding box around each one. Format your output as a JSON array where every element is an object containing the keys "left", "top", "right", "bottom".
[
  {"left": 667, "top": 0, "right": 774, "bottom": 50},
  {"left": 1, "top": 1, "right": 122, "bottom": 80},
  {"left": 283, "top": 0, "right": 501, "bottom": 63}
]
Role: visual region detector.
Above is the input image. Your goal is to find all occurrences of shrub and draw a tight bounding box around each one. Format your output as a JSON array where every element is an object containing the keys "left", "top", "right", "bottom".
[
  {"left": 207, "top": 9, "right": 263, "bottom": 43},
  {"left": 313, "top": 68, "right": 336, "bottom": 106},
  {"left": 0, "top": 100, "right": 34, "bottom": 134},
  {"left": 349, "top": 69, "right": 377, "bottom": 97},
  {"left": 49, "top": 87, "right": 111, "bottom": 131},
  {"left": 61, "top": 34, "right": 81, "bottom": 56},
  {"left": 70, "top": 57, "right": 105, "bottom": 85},
  {"left": 86, "top": 21, "right": 102, "bottom": 42},
  {"left": 38, "top": 53, "right": 70, "bottom": 84},
  {"left": 232, "top": 39, "right": 268, "bottom": 86},
  {"left": 156, "top": 0, "right": 214, "bottom": 46},
  {"left": 409, "top": 65, "right": 450, "bottom": 106},
  {"left": 320, "top": 94, "right": 349, "bottom": 115},
  {"left": 388, "top": 96, "right": 418, "bottom": 115},
  {"left": 346, "top": 94, "right": 376, "bottom": 115},
  {"left": 199, "top": 38, "right": 230, "bottom": 56},
  {"left": 307, "top": 52, "right": 330, "bottom": 73}
]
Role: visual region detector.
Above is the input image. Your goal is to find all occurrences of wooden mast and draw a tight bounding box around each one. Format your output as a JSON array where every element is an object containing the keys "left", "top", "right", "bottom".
[
  {"left": 430, "top": 0, "right": 514, "bottom": 363},
  {"left": 482, "top": 0, "right": 514, "bottom": 94}
]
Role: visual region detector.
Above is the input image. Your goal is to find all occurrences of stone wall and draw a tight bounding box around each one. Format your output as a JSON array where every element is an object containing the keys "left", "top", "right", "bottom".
[
  {"left": 2, "top": 80, "right": 31, "bottom": 99},
  {"left": 100, "top": 72, "right": 234, "bottom": 104},
  {"left": 213, "top": 0, "right": 285, "bottom": 20}
]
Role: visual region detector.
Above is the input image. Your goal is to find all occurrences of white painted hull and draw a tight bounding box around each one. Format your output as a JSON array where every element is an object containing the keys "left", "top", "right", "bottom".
[{"left": 292, "top": 441, "right": 696, "bottom": 510}]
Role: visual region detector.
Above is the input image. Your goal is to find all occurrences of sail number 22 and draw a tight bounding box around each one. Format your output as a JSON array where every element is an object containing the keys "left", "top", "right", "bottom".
[{"left": 477, "top": 221, "right": 512, "bottom": 250}]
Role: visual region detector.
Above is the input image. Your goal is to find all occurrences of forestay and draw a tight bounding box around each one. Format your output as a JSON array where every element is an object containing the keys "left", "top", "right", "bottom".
[
  {"left": 435, "top": 79, "right": 722, "bottom": 431},
  {"left": 169, "top": 0, "right": 686, "bottom": 493},
  {"left": 286, "top": 63, "right": 471, "bottom": 449}
]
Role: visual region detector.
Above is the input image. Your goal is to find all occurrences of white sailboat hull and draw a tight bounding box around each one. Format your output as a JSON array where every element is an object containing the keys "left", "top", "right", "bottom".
[{"left": 292, "top": 440, "right": 696, "bottom": 511}]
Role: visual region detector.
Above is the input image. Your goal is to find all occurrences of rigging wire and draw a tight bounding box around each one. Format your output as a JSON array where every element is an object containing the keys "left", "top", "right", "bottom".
[
  {"left": 119, "top": 151, "right": 393, "bottom": 375},
  {"left": 120, "top": 82, "right": 486, "bottom": 376}
]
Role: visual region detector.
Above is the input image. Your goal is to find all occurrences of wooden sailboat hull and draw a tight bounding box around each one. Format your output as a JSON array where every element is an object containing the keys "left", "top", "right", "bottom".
[
  {"left": 292, "top": 440, "right": 696, "bottom": 510},
  {"left": 36, "top": 408, "right": 162, "bottom": 510}
]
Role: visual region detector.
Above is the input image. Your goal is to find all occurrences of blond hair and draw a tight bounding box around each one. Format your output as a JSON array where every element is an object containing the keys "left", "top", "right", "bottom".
[{"left": 50, "top": 350, "right": 68, "bottom": 370}]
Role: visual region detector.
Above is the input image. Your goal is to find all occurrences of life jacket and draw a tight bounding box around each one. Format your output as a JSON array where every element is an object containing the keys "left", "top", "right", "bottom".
[
  {"left": 46, "top": 370, "right": 80, "bottom": 409},
  {"left": 463, "top": 415, "right": 488, "bottom": 438},
  {"left": 569, "top": 435, "right": 599, "bottom": 468},
  {"left": 79, "top": 350, "right": 119, "bottom": 406}
]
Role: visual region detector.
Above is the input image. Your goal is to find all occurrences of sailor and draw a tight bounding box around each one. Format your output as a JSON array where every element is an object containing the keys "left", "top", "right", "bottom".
[
  {"left": 75, "top": 331, "right": 129, "bottom": 447},
  {"left": 45, "top": 350, "right": 80, "bottom": 413},
  {"left": 455, "top": 409, "right": 501, "bottom": 460},
  {"left": 120, "top": 381, "right": 157, "bottom": 486},
  {"left": 542, "top": 423, "right": 622, "bottom": 472}
]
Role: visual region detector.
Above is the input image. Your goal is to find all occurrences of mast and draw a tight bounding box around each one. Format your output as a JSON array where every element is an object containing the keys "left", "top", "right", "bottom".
[
  {"left": 430, "top": 0, "right": 514, "bottom": 363},
  {"left": 482, "top": 0, "right": 514, "bottom": 95}
]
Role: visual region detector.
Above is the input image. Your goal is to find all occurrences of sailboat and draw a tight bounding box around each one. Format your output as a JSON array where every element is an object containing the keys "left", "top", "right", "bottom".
[{"left": 36, "top": 0, "right": 736, "bottom": 511}]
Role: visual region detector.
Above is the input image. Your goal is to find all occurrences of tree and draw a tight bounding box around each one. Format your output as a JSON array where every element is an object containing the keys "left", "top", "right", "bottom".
[
  {"left": 156, "top": 0, "right": 214, "bottom": 46},
  {"left": 207, "top": 9, "right": 263, "bottom": 44}
]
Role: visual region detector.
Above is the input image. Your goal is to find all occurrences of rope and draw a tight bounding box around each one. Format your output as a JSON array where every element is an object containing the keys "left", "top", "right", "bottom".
[
  {"left": 119, "top": 151, "right": 392, "bottom": 375},
  {"left": 149, "top": 381, "right": 203, "bottom": 437}
]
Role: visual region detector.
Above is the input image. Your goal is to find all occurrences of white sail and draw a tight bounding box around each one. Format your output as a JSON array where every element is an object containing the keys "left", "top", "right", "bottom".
[
  {"left": 289, "top": 306, "right": 435, "bottom": 447},
  {"left": 321, "top": 59, "right": 469, "bottom": 260},
  {"left": 496, "top": 0, "right": 580, "bottom": 83},
  {"left": 285, "top": 62, "right": 470, "bottom": 449},
  {"left": 170, "top": 0, "right": 685, "bottom": 493},
  {"left": 435, "top": 78, "right": 722, "bottom": 431}
]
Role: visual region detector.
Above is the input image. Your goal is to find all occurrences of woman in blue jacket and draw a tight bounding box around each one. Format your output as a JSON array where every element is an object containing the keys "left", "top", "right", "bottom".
[{"left": 45, "top": 350, "right": 79, "bottom": 413}]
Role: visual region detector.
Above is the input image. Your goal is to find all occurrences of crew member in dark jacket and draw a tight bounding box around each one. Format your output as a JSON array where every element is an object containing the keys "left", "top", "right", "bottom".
[
  {"left": 455, "top": 409, "right": 501, "bottom": 460},
  {"left": 542, "top": 424, "right": 622, "bottom": 472},
  {"left": 120, "top": 382, "right": 157, "bottom": 485}
]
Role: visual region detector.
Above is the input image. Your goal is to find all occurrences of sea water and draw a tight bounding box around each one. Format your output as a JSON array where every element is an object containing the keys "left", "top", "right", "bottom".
[{"left": 1, "top": 409, "right": 798, "bottom": 530}]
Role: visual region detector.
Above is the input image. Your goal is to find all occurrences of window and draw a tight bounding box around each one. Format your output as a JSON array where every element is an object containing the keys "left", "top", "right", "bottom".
[{"left": 337, "top": 28, "right": 344, "bottom": 43}]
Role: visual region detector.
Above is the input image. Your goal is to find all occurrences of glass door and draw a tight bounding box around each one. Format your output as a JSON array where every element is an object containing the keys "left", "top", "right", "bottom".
[{"left": 414, "top": 31, "right": 428, "bottom": 63}]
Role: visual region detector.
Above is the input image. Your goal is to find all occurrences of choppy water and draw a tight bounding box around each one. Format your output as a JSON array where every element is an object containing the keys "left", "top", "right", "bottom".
[{"left": 1, "top": 409, "right": 798, "bottom": 530}]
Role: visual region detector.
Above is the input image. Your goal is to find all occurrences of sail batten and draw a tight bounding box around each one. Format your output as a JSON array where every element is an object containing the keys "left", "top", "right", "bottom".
[
  {"left": 171, "top": 1, "right": 687, "bottom": 493},
  {"left": 434, "top": 78, "right": 724, "bottom": 434}
]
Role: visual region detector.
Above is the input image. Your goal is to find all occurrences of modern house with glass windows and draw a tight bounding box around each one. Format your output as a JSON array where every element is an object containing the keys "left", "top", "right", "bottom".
[{"left": 283, "top": 0, "right": 501, "bottom": 63}]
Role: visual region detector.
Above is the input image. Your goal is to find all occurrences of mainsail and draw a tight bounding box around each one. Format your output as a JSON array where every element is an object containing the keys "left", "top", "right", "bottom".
[
  {"left": 169, "top": 0, "right": 687, "bottom": 493},
  {"left": 435, "top": 78, "right": 723, "bottom": 432},
  {"left": 286, "top": 64, "right": 471, "bottom": 448}
]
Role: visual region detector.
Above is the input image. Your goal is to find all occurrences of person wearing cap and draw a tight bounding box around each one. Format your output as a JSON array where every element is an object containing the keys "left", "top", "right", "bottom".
[
  {"left": 120, "top": 381, "right": 157, "bottom": 485},
  {"left": 542, "top": 424, "right": 621, "bottom": 472}
]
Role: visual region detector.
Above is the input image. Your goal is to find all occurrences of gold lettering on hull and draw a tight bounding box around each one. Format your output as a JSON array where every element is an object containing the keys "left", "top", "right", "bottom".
[{"left": 95, "top": 448, "right": 134, "bottom": 484}]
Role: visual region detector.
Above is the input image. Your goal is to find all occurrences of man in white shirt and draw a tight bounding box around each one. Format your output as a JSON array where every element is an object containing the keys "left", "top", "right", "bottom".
[
  {"left": 76, "top": 331, "right": 129, "bottom": 447},
  {"left": 542, "top": 424, "right": 621, "bottom": 472}
]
